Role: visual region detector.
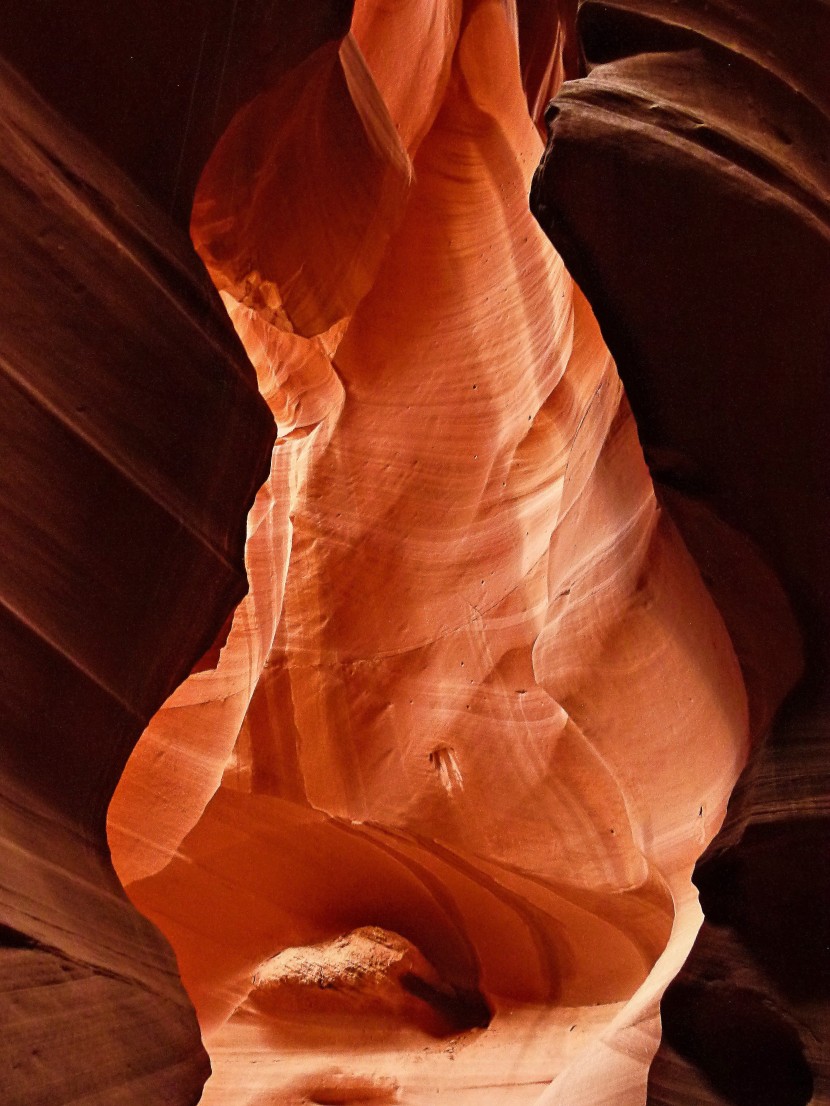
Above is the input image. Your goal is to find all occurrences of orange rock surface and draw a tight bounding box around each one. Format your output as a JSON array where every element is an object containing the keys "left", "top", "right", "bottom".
[{"left": 108, "top": 2, "right": 762, "bottom": 1102}]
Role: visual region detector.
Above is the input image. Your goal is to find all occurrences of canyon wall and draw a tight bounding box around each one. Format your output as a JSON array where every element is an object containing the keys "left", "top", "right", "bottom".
[
  {"left": 0, "top": 1, "right": 826, "bottom": 1104},
  {"left": 531, "top": 4, "right": 830, "bottom": 1101},
  {"left": 0, "top": 60, "right": 275, "bottom": 1106},
  {"left": 110, "top": 1, "right": 801, "bottom": 1103}
]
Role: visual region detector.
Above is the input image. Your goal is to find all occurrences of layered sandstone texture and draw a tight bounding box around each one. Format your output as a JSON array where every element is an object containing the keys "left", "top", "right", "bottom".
[
  {"left": 0, "top": 61, "right": 275, "bottom": 1106},
  {"left": 106, "top": 2, "right": 799, "bottom": 1104},
  {"left": 532, "top": 3, "right": 830, "bottom": 1101},
  {"left": 0, "top": 0, "right": 824, "bottom": 1104}
]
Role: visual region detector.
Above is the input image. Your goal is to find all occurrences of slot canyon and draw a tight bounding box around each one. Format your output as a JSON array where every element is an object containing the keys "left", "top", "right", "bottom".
[{"left": 0, "top": 3, "right": 827, "bottom": 1105}]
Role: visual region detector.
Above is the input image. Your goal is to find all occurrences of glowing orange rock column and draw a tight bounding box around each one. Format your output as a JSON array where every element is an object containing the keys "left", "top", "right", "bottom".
[{"left": 109, "top": 3, "right": 750, "bottom": 1103}]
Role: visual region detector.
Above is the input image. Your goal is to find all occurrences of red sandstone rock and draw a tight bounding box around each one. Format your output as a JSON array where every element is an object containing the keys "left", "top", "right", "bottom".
[
  {"left": 0, "top": 60, "right": 275, "bottom": 1106},
  {"left": 106, "top": 3, "right": 802, "bottom": 1103},
  {"left": 0, "top": 0, "right": 822, "bottom": 1103},
  {"left": 532, "top": 3, "right": 829, "bottom": 1100}
]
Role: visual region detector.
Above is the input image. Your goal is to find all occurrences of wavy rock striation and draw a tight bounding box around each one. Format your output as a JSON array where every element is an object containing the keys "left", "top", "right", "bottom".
[
  {"left": 0, "top": 0, "right": 819, "bottom": 1102},
  {"left": 0, "top": 1, "right": 354, "bottom": 225},
  {"left": 106, "top": 2, "right": 803, "bottom": 1102},
  {"left": 531, "top": 1, "right": 829, "bottom": 1101},
  {"left": 0, "top": 61, "right": 275, "bottom": 1105}
]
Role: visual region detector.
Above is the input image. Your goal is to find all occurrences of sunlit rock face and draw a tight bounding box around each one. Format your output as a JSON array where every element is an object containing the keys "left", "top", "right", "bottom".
[{"left": 104, "top": 2, "right": 801, "bottom": 1103}]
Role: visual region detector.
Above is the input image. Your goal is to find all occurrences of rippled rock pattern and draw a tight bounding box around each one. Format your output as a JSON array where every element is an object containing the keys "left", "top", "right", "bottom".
[
  {"left": 106, "top": 2, "right": 801, "bottom": 1103},
  {"left": 0, "top": 58, "right": 274, "bottom": 1106},
  {"left": 0, "top": 0, "right": 825, "bottom": 1103},
  {"left": 532, "top": 3, "right": 830, "bottom": 1102}
]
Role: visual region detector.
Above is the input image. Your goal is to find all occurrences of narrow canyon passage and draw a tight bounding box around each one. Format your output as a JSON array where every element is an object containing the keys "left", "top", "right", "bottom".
[
  {"left": 0, "top": 1, "right": 826, "bottom": 1103},
  {"left": 104, "top": 2, "right": 790, "bottom": 1103}
]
